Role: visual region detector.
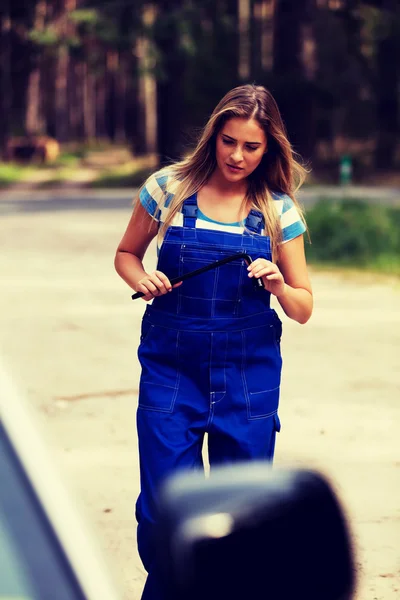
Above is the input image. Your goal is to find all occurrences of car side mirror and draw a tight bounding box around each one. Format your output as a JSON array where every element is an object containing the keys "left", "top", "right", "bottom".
[{"left": 155, "top": 463, "right": 356, "bottom": 600}]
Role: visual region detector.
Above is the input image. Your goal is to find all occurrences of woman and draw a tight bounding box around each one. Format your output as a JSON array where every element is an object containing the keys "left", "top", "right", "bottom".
[{"left": 115, "top": 84, "right": 313, "bottom": 599}]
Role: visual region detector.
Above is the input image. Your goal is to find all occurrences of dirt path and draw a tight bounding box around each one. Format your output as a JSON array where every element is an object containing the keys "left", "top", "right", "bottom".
[{"left": 0, "top": 202, "right": 399, "bottom": 599}]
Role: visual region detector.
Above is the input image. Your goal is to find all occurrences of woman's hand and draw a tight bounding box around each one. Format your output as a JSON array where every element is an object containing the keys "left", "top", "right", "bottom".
[
  {"left": 136, "top": 270, "right": 182, "bottom": 302},
  {"left": 247, "top": 258, "right": 286, "bottom": 298}
]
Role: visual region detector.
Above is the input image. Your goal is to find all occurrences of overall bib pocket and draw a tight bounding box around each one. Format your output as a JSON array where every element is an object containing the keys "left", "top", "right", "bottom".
[
  {"left": 241, "top": 322, "right": 282, "bottom": 419},
  {"left": 138, "top": 324, "right": 181, "bottom": 412},
  {"left": 178, "top": 247, "right": 218, "bottom": 293},
  {"left": 178, "top": 246, "right": 248, "bottom": 317}
]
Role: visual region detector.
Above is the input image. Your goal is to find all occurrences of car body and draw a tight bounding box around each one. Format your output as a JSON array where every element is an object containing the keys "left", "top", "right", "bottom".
[{"left": 0, "top": 362, "right": 121, "bottom": 600}]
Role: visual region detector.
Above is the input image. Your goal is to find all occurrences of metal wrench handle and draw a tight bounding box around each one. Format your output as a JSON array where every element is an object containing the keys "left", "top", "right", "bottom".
[{"left": 131, "top": 252, "right": 264, "bottom": 300}]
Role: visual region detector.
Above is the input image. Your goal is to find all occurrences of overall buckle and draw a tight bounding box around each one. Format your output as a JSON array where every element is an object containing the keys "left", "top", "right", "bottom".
[
  {"left": 246, "top": 210, "right": 264, "bottom": 233},
  {"left": 182, "top": 203, "right": 198, "bottom": 218}
]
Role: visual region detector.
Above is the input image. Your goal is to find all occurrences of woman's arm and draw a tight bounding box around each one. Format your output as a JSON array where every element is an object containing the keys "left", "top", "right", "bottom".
[
  {"left": 247, "top": 235, "right": 313, "bottom": 324},
  {"left": 114, "top": 201, "right": 178, "bottom": 301},
  {"left": 275, "top": 235, "right": 313, "bottom": 324}
]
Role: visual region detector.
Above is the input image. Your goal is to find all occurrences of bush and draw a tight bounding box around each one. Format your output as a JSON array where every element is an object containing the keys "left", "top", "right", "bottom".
[{"left": 305, "top": 199, "right": 400, "bottom": 268}]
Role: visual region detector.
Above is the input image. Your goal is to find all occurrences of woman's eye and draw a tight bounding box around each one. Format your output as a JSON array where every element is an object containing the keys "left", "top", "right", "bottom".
[
  {"left": 246, "top": 146, "right": 258, "bottom": 152},
  {"left": 222, "top": 138, "right": 234, "bottom": 145}
]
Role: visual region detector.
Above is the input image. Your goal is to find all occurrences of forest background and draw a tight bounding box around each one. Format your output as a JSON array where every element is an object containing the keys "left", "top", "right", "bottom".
[{"left": 1, "top": 0, "right": 400, "bottom": 272}]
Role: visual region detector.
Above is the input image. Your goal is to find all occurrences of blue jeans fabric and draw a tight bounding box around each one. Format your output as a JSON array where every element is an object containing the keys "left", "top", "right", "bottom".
[{"left": 136, "top": 197, "right": 283, "bottom": 598}]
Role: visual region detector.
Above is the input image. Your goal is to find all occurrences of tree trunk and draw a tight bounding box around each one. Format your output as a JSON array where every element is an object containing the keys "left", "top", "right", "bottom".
[
  {"left": 238, "top": 0, "right": 251, "bottom": 80},
  {"left": 251, "top": 1, "right": 262, "bottom": 77},
  {"left": 26, "top": 69, "right": 42, "bottom": 134},
  {"left": 114, "top": 53, "right": 126, "bottom": 144},
  {"left": 154, "top": 0, "right": 187, "bottom": 164},
  {"left": 273, "top": 0, "right": 302, "bottom": 75},
  {"left": 260, "top": 0, "right": 274, "bottom": 72},
  {"left": 272, "top": 0, "right": 317, "bottom": 160},
  {"left": 26, "top": 0, "right": 47, "bottom": 135},
  {"left": 251, "top": 0, "right": 275, "bottom": 77},
  {"left": 104, "top": 50, "right": 128, "bottom": 144},
  {"left": 135, "top": 10, "right": 157, "bottom": 155},
  {"left": 375, "top": 8, "right": 399, "bottom": 169},
  {"left": 54, "top": 0, "right": 77, "bottom": 142},
  {"left": 55, "top": 45, "right": 69, "bottom": 142},
  {"left": 0, "top": 0, "right": 11, "bottom": 158},
  {"left": 96, "top": 59, "right": 107, "bottom": 141},
  {"left": 83, "top": 60, "right": 96, "bottom": 141},
  {"left": 225, "top": 0, "right": 240, "bottom": 84},
  {"left": 140, "top": 67, "right": 157, "bottom": 154},
  {"left": 105, "top": 49, "right": 120, "bottom": 142},
  {"left": 69, "top": 59, "right": 82, "bottom": 140}
]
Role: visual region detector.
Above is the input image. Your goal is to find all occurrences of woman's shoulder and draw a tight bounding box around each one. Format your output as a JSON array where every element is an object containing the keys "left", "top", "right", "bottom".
[
  {"left": 141, "top": 167, "right": 179, "bottom": 199},
  {"left": 139, "top": 167, "right": 181, "bottom": 219},
  {"left": 270, "top": 190, "right": 306, "bottom": 241},
  {"left": 270, "top": 190, "right": 297, "bottom": 216}
]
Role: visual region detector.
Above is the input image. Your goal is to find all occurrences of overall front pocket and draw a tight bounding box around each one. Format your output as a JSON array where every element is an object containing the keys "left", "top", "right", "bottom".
[
  {"left": 179, "top": 253, "right": 218, "bottom": 298},
  {"left": 178, "top": 247, "right": 247, "bottom": 317},
  {"left": 138, "top": 324, "right": 181, "bottom": 412},
  {"left": 241, "top": 323, "right": 282, "bottom": 419}
]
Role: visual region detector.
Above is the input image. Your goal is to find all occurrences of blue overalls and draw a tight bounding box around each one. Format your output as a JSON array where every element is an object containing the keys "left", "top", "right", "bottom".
[{"left": 136, "top": 194, "right": 283, "bottom": 599}]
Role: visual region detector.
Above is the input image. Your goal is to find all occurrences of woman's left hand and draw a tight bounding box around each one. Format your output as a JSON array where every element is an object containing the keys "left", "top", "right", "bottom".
[{"left": 247, "top": 258, "right": 286, "bottom": 298}]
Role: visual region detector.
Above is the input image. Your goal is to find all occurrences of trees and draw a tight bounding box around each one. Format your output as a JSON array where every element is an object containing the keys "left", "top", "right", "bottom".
[
  {"left": 0, "top": 0, "right": 11, "bottom": 158},
  {"left": 372, "top": 0, "right": 399, "bottom": 169},
  {"left": 0, "top": 0, "right": 398, "bottom": 174},
  {"left": 272, "top": 0, "right": 318, "bottom": 160}
]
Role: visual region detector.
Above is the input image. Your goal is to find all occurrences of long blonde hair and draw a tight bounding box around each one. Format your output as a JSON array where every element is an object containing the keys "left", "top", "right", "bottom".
[{"left": 144, "top": 84, "right": 308, "bottom": 260}]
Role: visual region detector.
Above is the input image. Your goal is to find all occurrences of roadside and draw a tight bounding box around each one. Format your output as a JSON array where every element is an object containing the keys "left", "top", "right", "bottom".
[
  {"left": 1, "top": 146, "right": 400, "bottom": 207},
  {"left": 0, "top": 201, "right": 399, "bottom": 600},
  {"left": 1, "top": 182, "right": 399, "bottom": 208},
  {"left": 0, "top": 148, "right": 156, "bottom": 193}
]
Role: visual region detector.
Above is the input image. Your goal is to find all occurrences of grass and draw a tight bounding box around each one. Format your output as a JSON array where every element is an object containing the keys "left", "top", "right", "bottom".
[
  {"left": 90, "top": 164, "right": 155, "bottom": 188},
  {"left": 307, "top": 257, "right": 400, "bottom": 279},
  {"left": 34, "top": 168, "right": 81, "bottom": 188},
  {"left": 0, "top": 146, "right": 157, "bottom": 189},
  {"left": 88, "top": 152, "right": 158, "bottom": 188},
  {"left": 52, "top": 152, "right": 83, "bottom": 167},
  {"left": 0, "top": 163, "right": 35, "bottom": 187}
]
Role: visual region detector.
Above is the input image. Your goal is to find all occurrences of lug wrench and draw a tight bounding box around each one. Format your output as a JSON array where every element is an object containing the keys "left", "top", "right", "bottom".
[{"left": 131, "top": 252, "right": 264, "bottom": 300}]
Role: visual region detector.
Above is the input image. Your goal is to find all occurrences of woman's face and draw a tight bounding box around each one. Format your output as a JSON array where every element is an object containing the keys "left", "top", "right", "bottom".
[{"left": 215, "top": 117, "right": 267, "bottom": 183}]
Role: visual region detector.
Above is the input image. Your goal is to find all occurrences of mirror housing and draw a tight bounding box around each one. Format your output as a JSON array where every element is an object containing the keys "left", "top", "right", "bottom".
[{"left": 155, "top": 464, "right": 356, "bottom": 600}]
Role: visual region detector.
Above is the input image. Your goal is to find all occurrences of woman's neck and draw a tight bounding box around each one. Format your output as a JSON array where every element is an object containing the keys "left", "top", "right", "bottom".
[
  {"left": 207, "top": 168, "right": 248, "bottom": 197},
  {"left": 198, "top": 169, "right": 250, "bottom": 223}
]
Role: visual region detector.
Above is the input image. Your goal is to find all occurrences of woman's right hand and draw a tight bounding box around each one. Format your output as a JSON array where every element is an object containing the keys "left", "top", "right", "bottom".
[{"left": 135, "top": 270, "right": 182, "bottom": 302}]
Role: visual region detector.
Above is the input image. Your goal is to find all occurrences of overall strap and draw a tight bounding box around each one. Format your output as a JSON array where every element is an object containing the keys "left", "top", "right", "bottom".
[
  {"left": 245, "top": 209, "right": 264, "bottom": 234},
  {"left": 182, "top": 194, "right": 198, "bottom": 229}
]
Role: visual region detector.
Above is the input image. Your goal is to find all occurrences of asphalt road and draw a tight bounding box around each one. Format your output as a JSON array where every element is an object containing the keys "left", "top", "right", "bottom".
[{"left": 0, "top": 183, "right": 399, "bottom": 217}]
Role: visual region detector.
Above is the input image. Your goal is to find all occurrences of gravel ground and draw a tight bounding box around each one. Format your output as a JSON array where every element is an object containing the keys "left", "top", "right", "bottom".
[{"left": 0, "top": 197, "right": 399, "bottom": 599}]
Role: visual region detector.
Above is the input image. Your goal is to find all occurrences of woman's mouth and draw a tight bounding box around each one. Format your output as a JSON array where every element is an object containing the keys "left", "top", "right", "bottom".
[{"left": 226, "top": 163, "right": 243, "bottom": 173}]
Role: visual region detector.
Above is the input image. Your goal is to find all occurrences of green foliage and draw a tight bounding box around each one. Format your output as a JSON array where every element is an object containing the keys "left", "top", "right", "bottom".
[
  {"left": 0, "top": 163, "right": 34, "bottom": 188},
  {"left": 52, "top": 151, "right": 84, "bottom": 167},
  {"left": 28, "top": 27, "right": 60, "bottom": 46},
  {"left": 305, "top": 199, "right": 400, "bottom": 272},
  {"left": 3, "top": 0, "right": 400, "bottom": 169},
  {"left": 69, "top": 9, "right": 100, "bottom": 25}
]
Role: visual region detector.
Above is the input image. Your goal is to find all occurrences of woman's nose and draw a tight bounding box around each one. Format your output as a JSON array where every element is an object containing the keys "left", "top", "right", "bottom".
[{"left": 231, "top": 146, "right": 243, "bottom": 162}]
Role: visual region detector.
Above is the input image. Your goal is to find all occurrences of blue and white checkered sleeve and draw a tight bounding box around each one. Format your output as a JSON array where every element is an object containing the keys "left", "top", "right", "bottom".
[
  {"left": 279, "top": 194, "right": 306, "bottom": 243},
  {"left": 139, "top": 173, "right": 166, "bottom": 221}
]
